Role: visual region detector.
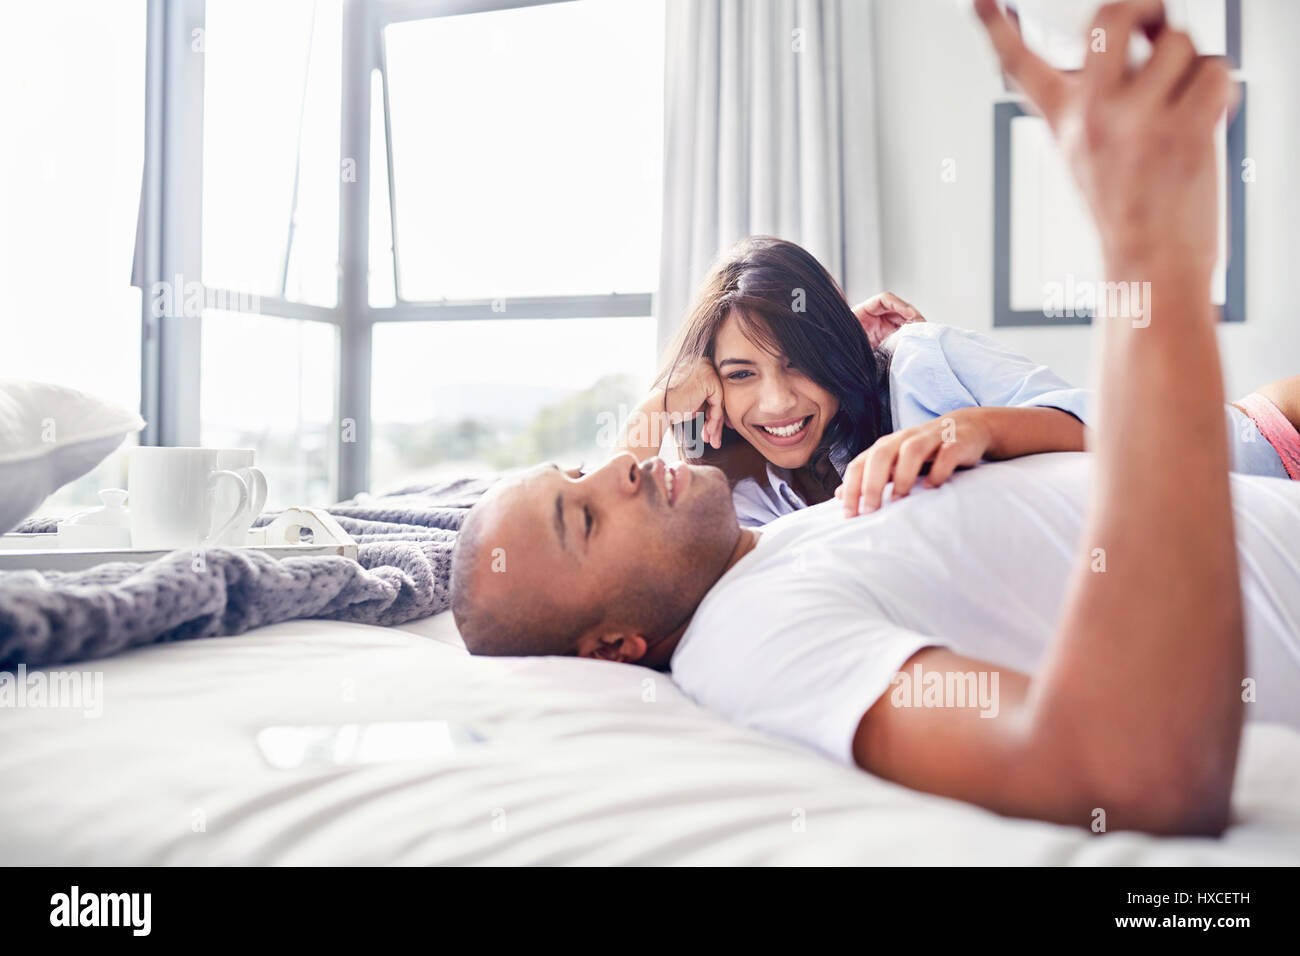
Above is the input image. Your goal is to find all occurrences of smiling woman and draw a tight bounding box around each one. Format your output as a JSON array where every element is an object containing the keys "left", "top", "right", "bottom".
[
  {"left": 623, "top": 233, "right": 1098, "bottom": 530},
  {"left": 649, "top": 236, "right": 891, "bottom": 510},
  {"left": 713, "top": 315, "right": 841, "bottom": 467}
]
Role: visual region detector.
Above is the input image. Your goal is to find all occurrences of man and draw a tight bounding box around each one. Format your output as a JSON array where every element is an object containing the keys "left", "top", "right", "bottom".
[{"left": 451, "top": 0, "right": 1300, "bottom": 834}]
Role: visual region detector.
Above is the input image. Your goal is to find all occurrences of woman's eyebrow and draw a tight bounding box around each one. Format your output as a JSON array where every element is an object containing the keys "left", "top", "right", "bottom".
[{"left": 716, "top": 358, "right": 756, "bottom": 369}]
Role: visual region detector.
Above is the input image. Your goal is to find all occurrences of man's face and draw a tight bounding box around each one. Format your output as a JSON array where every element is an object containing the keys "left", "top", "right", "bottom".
[{"left": 469, "top": 453, "right": 740, "bottom": 659}]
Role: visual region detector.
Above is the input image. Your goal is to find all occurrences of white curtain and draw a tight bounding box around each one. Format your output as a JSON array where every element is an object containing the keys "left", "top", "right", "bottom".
[{"left": 656, "top": 0, "right": 883, "bottom": 351}]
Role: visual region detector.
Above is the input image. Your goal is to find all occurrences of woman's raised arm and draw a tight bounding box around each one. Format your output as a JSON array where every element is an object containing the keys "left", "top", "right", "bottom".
[{"left": 615, "top": 357, "right": 726, "bottom": 462}]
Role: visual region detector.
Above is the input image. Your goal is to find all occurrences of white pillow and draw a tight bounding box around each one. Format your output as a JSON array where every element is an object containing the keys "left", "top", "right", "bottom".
[{"left": 0, "top": 379, "right": 146, "bottom": 533}]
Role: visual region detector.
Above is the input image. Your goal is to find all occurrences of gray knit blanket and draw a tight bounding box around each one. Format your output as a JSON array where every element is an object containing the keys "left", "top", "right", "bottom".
[{"left": 0, "top": 475, "right": 496, "bottom": 669}]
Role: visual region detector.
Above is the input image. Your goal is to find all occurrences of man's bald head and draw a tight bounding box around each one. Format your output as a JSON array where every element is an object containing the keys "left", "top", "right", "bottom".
[
  {"left": 450, "top": 487, "right": 602, "bottom": 656},
  {"left": 449, "top": 455, "right": 740, "bottom": 661}
]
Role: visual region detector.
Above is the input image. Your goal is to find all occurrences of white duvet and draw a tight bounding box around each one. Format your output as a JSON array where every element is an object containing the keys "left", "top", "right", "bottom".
[{"left": 1, "top": 613, "right": 1298, "bottom": 865}]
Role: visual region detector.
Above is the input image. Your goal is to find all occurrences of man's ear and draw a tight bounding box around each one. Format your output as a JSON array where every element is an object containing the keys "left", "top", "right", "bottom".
[{"left": 576, "top": 631, "right": 648, "bottom": 663}]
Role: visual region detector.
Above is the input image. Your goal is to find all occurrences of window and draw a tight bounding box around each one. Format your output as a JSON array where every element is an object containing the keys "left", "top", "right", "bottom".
[
  {"left": 194, "top": 0, "right": 343, "bottom": 502},
  {"left": 0, "top": 1, "right": 146, "bottom": 515},
  {"left": 367, "top": 0, "right": 666, "bottom": 493},
  {"left": 200, "top": 312, "right": 337, "bottom": 508},
  {"left": 370, "top": 316, "right": 656, "bottom": 492},
  {"left": 150, "top": 0, "right": 665, "bottom": 505},
  {"left": 383, "top": 0, "right": 663, "bottom": 300},
  {"left": 201, "top": 0, "right": 341, "bottom": 306}
]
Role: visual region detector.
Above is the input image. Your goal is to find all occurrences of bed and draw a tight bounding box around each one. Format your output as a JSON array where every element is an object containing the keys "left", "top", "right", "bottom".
[{"left": 2, "top": 611, "right": 1298, "bottom": 865}]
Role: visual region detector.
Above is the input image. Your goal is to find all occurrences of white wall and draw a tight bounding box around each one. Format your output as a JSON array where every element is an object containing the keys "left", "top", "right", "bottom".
[{"left": 870, "top": 0, "right": 1300, "bottom": 396}]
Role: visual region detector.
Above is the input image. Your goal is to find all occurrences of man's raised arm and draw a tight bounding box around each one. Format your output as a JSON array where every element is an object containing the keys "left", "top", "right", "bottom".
[{"left": 853, "top": 0, "right": 1243, "bottom": 834}]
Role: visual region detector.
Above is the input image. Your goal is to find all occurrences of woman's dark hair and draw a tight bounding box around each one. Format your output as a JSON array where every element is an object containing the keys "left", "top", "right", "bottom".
[{"left": 658, "top": 235, "right": 890, "bottom": 486}]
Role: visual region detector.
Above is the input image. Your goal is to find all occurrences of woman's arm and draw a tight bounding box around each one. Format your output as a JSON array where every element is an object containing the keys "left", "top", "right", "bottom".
[
  {"left": 836, "top": 405, "right": 1083, "bottom": 515},
  {"left": 614, "top": 395, "right": 674, "bottom": 463},
  {"left": 983, "top": 406, "right": 1085, "bottom": 459},
  {"left": 614, "top": 358, "right": 727, "bottom": 463}
]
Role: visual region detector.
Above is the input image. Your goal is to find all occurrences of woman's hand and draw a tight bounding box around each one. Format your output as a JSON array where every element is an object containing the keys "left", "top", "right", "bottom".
[
  {"left": 836, "top": 407, "right": 992, "bottom": 516},
  {"left": 618, "top": 358, "right": 726, "bottom": 461},
  {"left": 836, "top": 405, "right": 1085, "bottom": 516},
  {"left": 852, "top": 292, "right": 925, "bottom": 348},
  {"left": 662, "top": 356, "right": 726, "bottom": 451}
]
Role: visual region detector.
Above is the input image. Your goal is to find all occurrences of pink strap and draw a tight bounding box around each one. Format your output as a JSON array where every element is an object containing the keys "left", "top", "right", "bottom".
[{"left": 1236, "top": 392, "right": 1300, "bottom": 480}]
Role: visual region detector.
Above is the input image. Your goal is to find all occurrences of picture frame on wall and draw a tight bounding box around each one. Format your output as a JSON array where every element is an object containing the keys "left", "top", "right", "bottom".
[{"left": 992, "top": 84, "right": 1247, "bottom": 327}]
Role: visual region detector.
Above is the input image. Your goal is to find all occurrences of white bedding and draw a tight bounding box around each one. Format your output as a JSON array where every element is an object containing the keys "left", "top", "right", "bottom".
[{"left": 1, "top": 613, "right": 1298, "bottom": 865}]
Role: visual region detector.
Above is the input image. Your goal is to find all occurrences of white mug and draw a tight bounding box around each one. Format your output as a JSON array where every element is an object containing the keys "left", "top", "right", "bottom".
[
  {"left": 128, "top": 447, "right": 266, "bottom": 550},
  {"left": 210, "top": 449, "right": 269, "bottom": 546}
]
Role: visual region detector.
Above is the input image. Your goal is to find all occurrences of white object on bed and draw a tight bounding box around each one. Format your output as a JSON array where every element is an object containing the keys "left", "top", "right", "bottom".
[
  {"left": 0, "top": 378, "right": 144, "bottom": 533},
  {"left": 0, "top": 505, "right": 358, "bottom": 573},
  {"left": 1, "top": 612, "right": 1297, "bottom": 865},
  {"left": 55, "top": 488, "right": 132, "bottom": 549}
]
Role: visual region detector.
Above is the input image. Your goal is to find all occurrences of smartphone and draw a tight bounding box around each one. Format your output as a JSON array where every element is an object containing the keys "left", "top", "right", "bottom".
[{"left": 256, "top": 720, "right": 482, "bottom": 770}]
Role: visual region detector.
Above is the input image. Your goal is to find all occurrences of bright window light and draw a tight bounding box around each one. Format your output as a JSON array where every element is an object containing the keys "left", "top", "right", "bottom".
[
  {"left": 202, "top": 0, "right": 341, "bottom": 306},
  {"left": 200, "top": 311, "right": 337, "bottom": 508},
  {"left": 369, "top": 68, "right": 397, "bottom": 309},
  {"left": 384, "top": 0, "right": 665, "bottom": 301},
  {"left": 0, "top": 0, "right": 146, "bottom": 514},
  {"left": 370, "top": 316, "right": 656, "bottom": 493}
]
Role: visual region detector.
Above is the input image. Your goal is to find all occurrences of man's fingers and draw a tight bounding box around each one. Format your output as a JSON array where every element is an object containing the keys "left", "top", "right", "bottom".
[
  {"left": 1176, "top": 56, "right": 1238, "bottom": 130},
  {"left": 1139, "top": 26, "right": 1196, "bottom": 102},
  {"left": 973, "top": 0, "right": 1067, "bottom": 123},
  {"left": 1084, "top": 0, "right": 1168, "bottom": 92}
]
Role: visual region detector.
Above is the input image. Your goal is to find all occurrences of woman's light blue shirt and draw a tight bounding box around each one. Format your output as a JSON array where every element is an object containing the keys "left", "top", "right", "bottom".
[{"left": 883, "top": 323, "right": 1091, "bottom": 431}]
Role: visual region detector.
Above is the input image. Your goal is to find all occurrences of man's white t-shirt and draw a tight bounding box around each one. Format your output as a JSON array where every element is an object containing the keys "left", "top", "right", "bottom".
[{"left": 670, "top": 453, "right": 1300, "bottom": 766}]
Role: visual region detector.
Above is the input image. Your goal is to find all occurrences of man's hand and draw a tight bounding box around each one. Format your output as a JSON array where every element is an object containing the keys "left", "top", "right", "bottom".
[
  {"left": 976, "top": 0, "right": 1242, "bottom": 831},
  {"left": 977, "top": 0, "right": 1237, "bottom": 281},
  {"left": 850, "top": 3, "right": 1245, "bottom": 836}
]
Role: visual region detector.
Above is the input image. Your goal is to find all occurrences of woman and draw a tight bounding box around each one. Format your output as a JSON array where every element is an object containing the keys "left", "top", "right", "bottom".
[{"left": 618, "top": 236, "right": 1300, "bottom": 526}]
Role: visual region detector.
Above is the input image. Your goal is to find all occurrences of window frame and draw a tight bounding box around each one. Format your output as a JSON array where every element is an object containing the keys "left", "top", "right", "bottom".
[{"left": 138, "top": 0, "right": 657, "bottom": 499}]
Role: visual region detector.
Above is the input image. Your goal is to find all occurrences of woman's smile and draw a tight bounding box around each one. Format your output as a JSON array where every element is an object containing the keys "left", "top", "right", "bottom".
[{"left": 751, "top": 414, "right": 815, "bottom": 447}]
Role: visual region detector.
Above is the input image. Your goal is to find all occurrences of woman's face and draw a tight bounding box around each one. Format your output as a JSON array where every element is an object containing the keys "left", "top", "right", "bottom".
[{"left": 713, "top": 312, "right": 840, "bottom": 470}]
